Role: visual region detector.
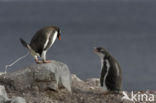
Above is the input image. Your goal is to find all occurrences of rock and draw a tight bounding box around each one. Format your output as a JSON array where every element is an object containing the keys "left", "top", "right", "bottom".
[
  {"left": 11, "top": 97, "right": 26, "bottom": 103},
  {"left": 0, "top": 62, "right": 150, "bottom": 103},
  {"left": 0, "top": 60, "right": 72, "bottom": 93},
  {"left": 72, "top": 75, "right": 101, "bottom": 92},
  {"left": 0, "top": 96, "right": 5, "bottom": 103},
  {"left": 72, "top": 74, "right": 84, "bottom": 83},
  {"left": 71, "top": 74, "right": 87, "bottom": 91},
  {"left": 85, "top": 78, "right": 100, "bottom": 87},
  {"left": 0, "top": 85, "right": 26, "bottom": 103},
  {"left": 0, "top": 85, "right": 9, "bottom": 102},
  {"left": 0, "top": 72, "right": 5, "bottom": 76}
]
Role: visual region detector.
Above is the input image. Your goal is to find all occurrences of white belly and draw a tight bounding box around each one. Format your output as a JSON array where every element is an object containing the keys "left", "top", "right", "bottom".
[
  {"left": 44, "top": 31, "right": 58, "bottom": 49},
  {"left": 51, "top": 31, "right": 58, "bottom": 46},
  {"left": 101, "top": 59, "right": 110, "bottom": 92}
]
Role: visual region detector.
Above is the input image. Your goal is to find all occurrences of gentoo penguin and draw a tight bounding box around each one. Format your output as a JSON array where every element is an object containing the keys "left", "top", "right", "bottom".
[
  {"left": 20, "top": 26, "right": 61, "bottom": 64},
  {"left": 94, "top": 47, "right": 122, "bottom": 94}
]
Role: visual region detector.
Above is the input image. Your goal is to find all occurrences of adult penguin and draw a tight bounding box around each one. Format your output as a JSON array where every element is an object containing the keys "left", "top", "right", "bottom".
[{"left": 20, "top": 26, "right": 61, "bottom": 64}]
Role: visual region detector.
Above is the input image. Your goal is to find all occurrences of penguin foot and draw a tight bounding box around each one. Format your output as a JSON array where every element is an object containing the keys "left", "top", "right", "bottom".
[
  {"left": 36, "top": 61, "right": 43, "bottom": 64},
  {"left": 35, "top": 59, "right": 43, "bottom": 64},
  {"left": 43, "top": 60, "right": 51, "bottom": 63}
]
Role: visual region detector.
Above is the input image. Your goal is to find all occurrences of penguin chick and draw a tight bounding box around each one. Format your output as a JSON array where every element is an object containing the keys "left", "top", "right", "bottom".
[
  {"left": 94, "top": 47, "right": 122, "bottom": 94},
  {"left": 20, "top": 26, "right": 61, "bottom": 64}
]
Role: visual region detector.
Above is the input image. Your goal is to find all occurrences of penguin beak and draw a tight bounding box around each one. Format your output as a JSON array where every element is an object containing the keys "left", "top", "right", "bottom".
[
  {"left": 58, "top": 35, "right": 61, "bottom": 40},
  {"left": 93, "top": 47, "right": 98, "bottom": 53}
]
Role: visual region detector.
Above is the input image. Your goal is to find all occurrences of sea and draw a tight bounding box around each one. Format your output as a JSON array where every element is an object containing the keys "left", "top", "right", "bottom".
[{"left": 0, "top": 0, "right": 156, "bottom": 91}]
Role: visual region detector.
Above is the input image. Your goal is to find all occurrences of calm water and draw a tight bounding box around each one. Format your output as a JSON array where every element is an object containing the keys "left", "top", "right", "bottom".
[{"left": 0, "top": 1, "right": 156, "bottom": 91}]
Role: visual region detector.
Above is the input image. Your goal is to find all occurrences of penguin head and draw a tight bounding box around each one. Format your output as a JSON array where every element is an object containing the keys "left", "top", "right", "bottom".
[
  {"left": 57, "top": 28, "right": 61, "bottom": 40},
  {"left": 94, "top": 47, "right": 109, "bottom": 58},
  {"left": 54, "top": 26, "right": 61, "bottom": 40}
]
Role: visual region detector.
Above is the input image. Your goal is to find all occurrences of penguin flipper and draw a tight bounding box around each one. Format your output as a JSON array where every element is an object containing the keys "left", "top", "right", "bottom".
[{"left": 20, "top": 38, "right": 28, "bottom": 48}]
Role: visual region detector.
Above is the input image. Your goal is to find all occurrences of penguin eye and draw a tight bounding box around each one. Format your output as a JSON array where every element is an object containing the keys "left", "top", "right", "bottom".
[{"left": 96, "top": 48, "right": 102, "bottom": 52}]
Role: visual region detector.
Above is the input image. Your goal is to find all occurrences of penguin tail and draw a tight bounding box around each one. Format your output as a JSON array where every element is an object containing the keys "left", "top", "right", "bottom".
[{"left": 20, "top": 38, "right": 28, "bottom": 48}]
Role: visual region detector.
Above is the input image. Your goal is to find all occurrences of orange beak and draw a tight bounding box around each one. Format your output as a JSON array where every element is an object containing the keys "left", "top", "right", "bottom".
[
  {"left": 93, "top": 47, "right": 98, "bottom": 53},
  {"left": 59, "top": 35, "right": 61, "bottom": 40}
]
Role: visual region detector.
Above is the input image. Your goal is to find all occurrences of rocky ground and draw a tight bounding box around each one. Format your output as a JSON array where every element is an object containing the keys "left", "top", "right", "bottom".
[
  {"left": 0, "top": 61, "right": 155, "bottom": 103},
  {"left": 4, "top": 74, "right": 125, "bottom": 103},
  {"left": 6, "top": 75, "right": 156, "bottom": 103}
]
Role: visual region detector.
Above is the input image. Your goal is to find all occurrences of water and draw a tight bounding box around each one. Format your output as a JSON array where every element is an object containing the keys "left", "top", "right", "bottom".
[{"left": 0, "top": 1, "right": 156, "bottom": 91}]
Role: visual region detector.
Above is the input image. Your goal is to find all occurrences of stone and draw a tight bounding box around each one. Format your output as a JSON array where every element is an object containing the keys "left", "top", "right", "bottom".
[
  {"left": 11, "top": 97, "right": 26, "bottom": 103},
  {"left": 0, "top": 60, "right": 72, "bottom": 93},
  {"left": 85, "top": 78, "right": 100, "bottom": 87},
  {"left": 0, "top": 96, "right": 5, "bottom": 103},
  {"left": 0, "top": 85, "right": 9, "bottom": 101},
  {"left": 0, "top": 72, "right": 5, "bottom": 76}
]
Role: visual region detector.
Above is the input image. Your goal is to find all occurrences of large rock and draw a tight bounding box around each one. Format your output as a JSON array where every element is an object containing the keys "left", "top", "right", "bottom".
[
  {"left": 0, "top": 61, "right": 72, "bottom": 93},
  {"left": 0, "top": 62, "right": 139, "bottom": 103},
  {"left": 0, "top": 85, "right": 9, "bottom": 100},
  {"left": 0, "top": 85, "right": 9, "bottom": 103},
  {"left": 0, "top": 96, "right": 5, "bottom": 103}
]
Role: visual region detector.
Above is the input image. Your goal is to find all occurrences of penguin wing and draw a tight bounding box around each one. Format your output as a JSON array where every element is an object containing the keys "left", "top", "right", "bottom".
[
  {"left": 105, "top": 69, "right": 118, "bottom": 91},
  {"left": 105, "top": 59, "right": 122, "bottom": 91},
  {"left": 30, "top": 32, "right": 48, "bottom": 55}
]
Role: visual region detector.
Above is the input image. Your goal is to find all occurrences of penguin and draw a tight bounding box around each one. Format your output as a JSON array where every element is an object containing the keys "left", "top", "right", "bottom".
[
  {"left": 20, "top": 26, "right": 61, "bottom": 64},
  {"left": 94, "top": 47, "right": 122, "bottom": 94}
]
